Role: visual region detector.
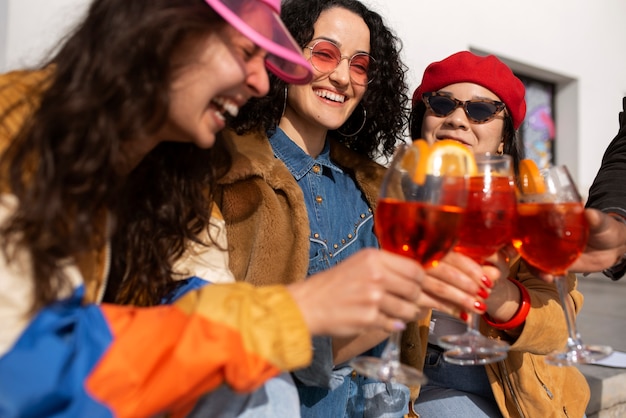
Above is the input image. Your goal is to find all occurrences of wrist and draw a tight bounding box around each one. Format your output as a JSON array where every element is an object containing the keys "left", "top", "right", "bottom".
[
  {"left": 483, "top": 278, "right": 530, "bottom": 330},
  {"left": 604, "top": 213, "right": 626, "bottom": 280}
]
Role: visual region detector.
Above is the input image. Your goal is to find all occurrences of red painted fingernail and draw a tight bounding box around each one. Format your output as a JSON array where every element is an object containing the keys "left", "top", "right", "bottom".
[
  {"left": 459, "top": 311, "right": 469, "bottom": 322},
  {"left": 481, "top": 275, "right": 493, "bottom": 289},
  {"left": 477, "top": 288, "right": 490, "bottom": 299},
  {"left": 474, "top": 300, "right": 487, "bottom": 312}
]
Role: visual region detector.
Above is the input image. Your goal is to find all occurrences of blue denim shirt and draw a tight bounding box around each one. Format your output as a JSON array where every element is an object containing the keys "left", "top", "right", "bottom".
[
  {"left": 269, "top": 128, "right": 379, "bottom": 273},
  {"left": 269, "top": 128, "right": 409, "bottom": 418}
]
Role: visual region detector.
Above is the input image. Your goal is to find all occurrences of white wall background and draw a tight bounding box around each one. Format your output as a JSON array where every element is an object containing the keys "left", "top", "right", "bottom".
[
  {"left": 1, "top": 0, "right": 88, "bottom": 70},
  {"left": 0, "top": 0, "right": 6, "bottom": 70},
  {"left": 1, "top": 0, "right": 626, "bottom": 198}
]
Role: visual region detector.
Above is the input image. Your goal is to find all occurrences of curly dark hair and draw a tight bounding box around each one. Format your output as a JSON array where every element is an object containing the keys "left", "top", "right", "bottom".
[
  {"left": 230, "top": 0, "right": 410, "bottom": 160},
  {"left": 0, "top": 0, "right": 230, "bottom": 310},
  {"left": 409, "top": 100, "right": 525, "bottom": 174}
]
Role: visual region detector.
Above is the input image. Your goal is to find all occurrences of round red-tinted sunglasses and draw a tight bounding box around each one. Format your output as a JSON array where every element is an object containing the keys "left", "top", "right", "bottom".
[{"left": 305, "top": 40, "right": 375, "bottom": 86}]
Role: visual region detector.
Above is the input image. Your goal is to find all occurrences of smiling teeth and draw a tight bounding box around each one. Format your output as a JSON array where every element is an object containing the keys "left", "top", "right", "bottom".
[
  {"left": 213, "top": 97, "right": 239, "bottom": 118},
  {"left": 315, "top": 90, "right": 345, "bottom": 103}
]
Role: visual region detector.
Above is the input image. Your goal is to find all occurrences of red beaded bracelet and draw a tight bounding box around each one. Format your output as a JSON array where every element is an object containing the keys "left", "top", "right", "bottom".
[{"left": 483, "top": 278, "right": 531, "bottom": 330}]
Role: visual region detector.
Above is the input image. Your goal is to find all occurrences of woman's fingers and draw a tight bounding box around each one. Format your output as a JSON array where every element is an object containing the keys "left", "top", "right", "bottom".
[
  {"left": 419, "top": 250, "right": 512, "bottom": 317},
  {"left": 289, "top": 249, "right": 425, "bottom": 337}
]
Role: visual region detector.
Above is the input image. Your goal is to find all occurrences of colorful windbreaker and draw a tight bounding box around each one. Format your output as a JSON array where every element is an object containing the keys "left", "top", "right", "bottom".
[{"left": 0, "top": 271, "right": 311, "bottom": 418}]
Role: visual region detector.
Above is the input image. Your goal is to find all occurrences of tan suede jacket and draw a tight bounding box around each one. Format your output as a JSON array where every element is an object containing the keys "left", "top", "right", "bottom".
[{"left": 215, "top": 128, "right": 590, "bottom": 418}]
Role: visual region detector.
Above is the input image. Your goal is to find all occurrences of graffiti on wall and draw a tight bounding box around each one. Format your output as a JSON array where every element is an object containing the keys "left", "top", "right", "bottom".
[{"left": 518, "top": 76, "right": 556, "bottom": 169}]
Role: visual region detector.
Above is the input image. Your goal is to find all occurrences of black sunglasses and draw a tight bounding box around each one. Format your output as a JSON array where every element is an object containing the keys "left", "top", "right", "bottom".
[{"left": 422, "top": 92, "right": 506, "bottom": 124}]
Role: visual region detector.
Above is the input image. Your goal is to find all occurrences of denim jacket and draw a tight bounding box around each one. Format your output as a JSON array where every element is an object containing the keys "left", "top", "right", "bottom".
[
  {"left": 268, "top": 128, "right": 379, "bottom": 273},
  {"left": 269, "top": 128, "right": 408, "bottom": 417}
]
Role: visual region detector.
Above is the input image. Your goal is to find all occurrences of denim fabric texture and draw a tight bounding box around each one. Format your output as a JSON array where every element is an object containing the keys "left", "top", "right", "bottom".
[
  {"left": 414, "top": 345, "right": 500, "bottom": 418},
  {"left": 297, "top": 341, "right": 409, "bottom": 418},
  {"left": 187, "top": 373, "right": 301, "bottom": 417},
  {"left": 269, "top": 128, "right": 379, "bottom": 272},
  {"left": 269, "top": 129, "right": 408, "bottom": 417}
]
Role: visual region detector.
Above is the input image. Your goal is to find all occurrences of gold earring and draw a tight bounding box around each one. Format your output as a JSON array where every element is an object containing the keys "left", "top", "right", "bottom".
[{"left": 497, "top": 140, "right": 504, "bottom": 155}]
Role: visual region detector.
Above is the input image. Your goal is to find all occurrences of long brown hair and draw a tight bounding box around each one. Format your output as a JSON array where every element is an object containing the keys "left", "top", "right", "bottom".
[{"left": 0, "top": 0, "right": 230, "bottom": 310}]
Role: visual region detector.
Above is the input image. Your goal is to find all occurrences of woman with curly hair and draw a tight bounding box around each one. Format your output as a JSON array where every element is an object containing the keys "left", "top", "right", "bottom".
[
  {"left": 228, "top": 0, "right": 409, "bottom": 158},
  {"left": 215, "top": 0, "right": 487, "bottom": 416}
]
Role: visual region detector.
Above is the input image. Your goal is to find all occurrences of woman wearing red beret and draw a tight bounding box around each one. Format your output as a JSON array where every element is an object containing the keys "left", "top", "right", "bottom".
[{"left": 407, "top": 51, "right": 590, "bottom": 418}]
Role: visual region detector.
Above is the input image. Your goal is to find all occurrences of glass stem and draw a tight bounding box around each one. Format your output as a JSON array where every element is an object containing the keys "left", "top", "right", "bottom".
[
  {"left": 554, "top": 275, "right": 584, "bottom": 350},
  {"left": 468, "top": 312, "right": 481, "bottom": 334},
  {"left": 466, "top": 259, "right": 484, "bottom": 339},
  {"left": 380, "top": 331, "right": 401, "bottom": 367}
]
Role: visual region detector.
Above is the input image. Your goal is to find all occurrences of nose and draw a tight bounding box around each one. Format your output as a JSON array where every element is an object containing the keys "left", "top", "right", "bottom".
[
  {"left": 329, "top": 57, "right": 351, "bottom": 86},
  {"left": 247, "top": 57, "right": 270, "bottom": 97},
  {"left": 444, "top": 106, "right": 469, "bottom": 129}
]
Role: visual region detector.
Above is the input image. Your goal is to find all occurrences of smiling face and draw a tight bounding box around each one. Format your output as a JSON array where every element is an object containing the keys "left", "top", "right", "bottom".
[
  {"left": 156, "top": 24, "right": 270, "bottom": 150},
  {"left": 421, "top": 82, "right": 506, "bottom": 154},
  {"left": 280, "top": 6, "right": 370, "bottom": 149}
]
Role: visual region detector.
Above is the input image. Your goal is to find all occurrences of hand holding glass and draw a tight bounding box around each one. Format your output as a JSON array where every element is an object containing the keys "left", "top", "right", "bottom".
[
  {"left": 350, "top": 142, "right": 470, "bottom": 385},
  {"left": 514, "top": 165, "right": 612, "bottom": 365},
  {"left": 438, "top": 153, "right": 517, "bottom": 365}
]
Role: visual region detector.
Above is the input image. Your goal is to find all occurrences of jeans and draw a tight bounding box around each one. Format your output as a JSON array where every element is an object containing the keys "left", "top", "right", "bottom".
[
  {"left": 414, "top": 345, "right": 502, "bottom": 418},
  {"left": 187, "top": 373, "right": 300, "bottom": 417},
  {"left": 298, "top": 368, "right": 409, "bottom": 418},
  {"left": 297, "top": 342, "right": 409, "bottom": 418}
]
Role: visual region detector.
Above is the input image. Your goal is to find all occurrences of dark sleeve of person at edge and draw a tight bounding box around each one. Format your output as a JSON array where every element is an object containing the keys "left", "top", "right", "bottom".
[{"left": 586, "top": 96, "right": 626, "bottom": 280}]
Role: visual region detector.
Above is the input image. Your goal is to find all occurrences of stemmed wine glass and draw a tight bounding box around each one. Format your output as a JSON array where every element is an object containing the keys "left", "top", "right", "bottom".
[
  {"left": 438, "top": 154, "right": 517, "bottom": 365},
  {"left": 514, "top": 164, "right": 612, "bottom": 365},
  {"left": 350, "top": 140, "right": 472, "bottom": 385}
]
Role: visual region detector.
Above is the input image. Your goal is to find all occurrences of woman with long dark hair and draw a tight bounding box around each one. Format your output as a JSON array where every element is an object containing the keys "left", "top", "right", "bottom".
[
  {"left": 409, "top": 50, "right": 589, "bottom": 418},
  {"left": 0, "top": 1, "right": 427, "bottom": 416}
]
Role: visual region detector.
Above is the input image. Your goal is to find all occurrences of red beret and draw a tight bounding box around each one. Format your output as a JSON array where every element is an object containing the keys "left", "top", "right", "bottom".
[{"left": 413, "top": 51, "right": 526, "bottom": 130}]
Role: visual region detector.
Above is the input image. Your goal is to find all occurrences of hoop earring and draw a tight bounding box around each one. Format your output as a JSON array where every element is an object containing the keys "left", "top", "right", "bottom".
[
  {"left": 495, "top": 139, "right": 505, "bottom": 155},
  {"left": 338, "top": 104, "right": 366, "bottom": 137}
]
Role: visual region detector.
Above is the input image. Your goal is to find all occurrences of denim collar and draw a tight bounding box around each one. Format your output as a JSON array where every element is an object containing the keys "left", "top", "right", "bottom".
[{"left": 268, "top": 127, "right": 342, "bottom": 181}]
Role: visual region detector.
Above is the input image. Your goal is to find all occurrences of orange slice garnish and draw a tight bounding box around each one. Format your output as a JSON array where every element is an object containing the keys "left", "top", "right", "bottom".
[
  {"left": 519, "top": 159, "right": 546, "bottom": 194},
  {"left": 406, "top": 139, "right": 430, "bottom": 184},
  {"left": 402, "top": 139, "right": 477, "bottom": 184},
  {"left": 426, "top": 139, "right": 478, "bottom": 177}
]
